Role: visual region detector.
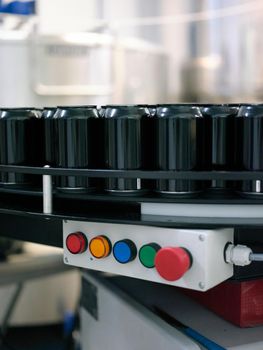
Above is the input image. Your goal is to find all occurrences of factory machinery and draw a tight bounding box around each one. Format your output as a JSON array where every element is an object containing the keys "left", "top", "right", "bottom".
[{"left": 0, "top": 104, "right": 263, "bottom": 349}]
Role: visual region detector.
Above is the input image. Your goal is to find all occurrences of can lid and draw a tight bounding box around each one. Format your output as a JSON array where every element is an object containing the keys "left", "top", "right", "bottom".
[
  {"left": 201, "top": 104, "right": 239, "bottom": 117},
  {"left": 54, "top": 105, "right": 99, "bottom": 119},
  {"left": 56, "top": 105, "right": 97, "bottom": 109},
  {"left": 157, "top": 104, "right": 202, "bottom": 118},
  {"left": 0, "top": 107, "right": 35, "bottom": 110},
  {"left": 104, "top": 105, "right": 150, "bottom": 119},
  {"left": 0, "top": 108, "right": 40, "bottom": 119},
  {"left": 237, "top": 104, "right": 263, "bottom": 118}
]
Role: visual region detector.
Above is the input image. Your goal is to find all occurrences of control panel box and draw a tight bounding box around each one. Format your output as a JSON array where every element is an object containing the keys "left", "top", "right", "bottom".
[{"left": 63, "top": 220, "right": 234, "bottom": 291}]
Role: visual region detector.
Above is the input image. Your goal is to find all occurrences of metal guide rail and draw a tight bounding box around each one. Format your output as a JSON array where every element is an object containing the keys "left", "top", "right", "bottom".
[
  {"left": 0, "top": 165, "right": 262, "bottom": 226},
  {"left": 1, "top": 164, "right": 263, "bottom": 179}
]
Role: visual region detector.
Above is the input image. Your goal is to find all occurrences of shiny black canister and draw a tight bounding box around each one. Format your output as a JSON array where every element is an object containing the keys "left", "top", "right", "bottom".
[
  {"left": 235, "top": 104, "right": 263, "bottom": 196},
  {"left": 56, "top": 106, "right": 101, "bottom": 192},
  {"left": 43, "top": 107, "right": 57, "bottom": 167},
  {"left": 155, "top": 104, "right": 204, "bottom": 196},
  {"left": 201, "top": 104, "right": 239, "bottom": 191},
  {"left": 104, "top": 105, "right": 151, "bottom": 194},
  {"left": 0, "top": 108, "right": 43, "bottom": 186}
]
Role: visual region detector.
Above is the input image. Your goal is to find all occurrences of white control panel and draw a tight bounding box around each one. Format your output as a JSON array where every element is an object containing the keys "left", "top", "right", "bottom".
[{"left": 63, "top": 220, "right": 234, "bottom": 291}]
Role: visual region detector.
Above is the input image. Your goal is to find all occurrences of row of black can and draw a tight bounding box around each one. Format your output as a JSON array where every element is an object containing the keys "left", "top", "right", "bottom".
[{"left": 0, "top": 104, "right": 263, "bottom": 197}]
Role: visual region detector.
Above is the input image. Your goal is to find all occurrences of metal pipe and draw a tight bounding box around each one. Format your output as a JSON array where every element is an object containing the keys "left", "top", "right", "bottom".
[{"left": 43, "top": 165, "right": 53, "bottom": 214}]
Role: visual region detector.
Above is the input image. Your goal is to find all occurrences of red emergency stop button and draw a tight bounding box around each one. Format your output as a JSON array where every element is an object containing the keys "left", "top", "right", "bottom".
[
  {"left": 66, "top": 232, "right": 87, "bottom": 254},
  {"left": 155, "top": 247, "right": 192, "bottom": 281}
]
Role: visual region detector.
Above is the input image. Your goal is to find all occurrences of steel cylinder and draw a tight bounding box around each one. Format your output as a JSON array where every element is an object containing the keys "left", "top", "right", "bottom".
[
  {"left": 235, "top": 104, "right": 263, "bottom": 196},
  {"left": 201, "top": 104, "right": 239, "bottom": 191},
  {"left": 155, "top": 104, "right": 204, "bottom": 196},
  {"left": 43, "top": 107, "right": 57, "bottom": 167},
  {"left": 56, "top": 105, "right": 101, "bottom": 192},
  {"left": 104, "top": 105, "right": 151, "bottom": 194},
  {"left": 0, "top": 108, "right": 43, "bottom": 186}
]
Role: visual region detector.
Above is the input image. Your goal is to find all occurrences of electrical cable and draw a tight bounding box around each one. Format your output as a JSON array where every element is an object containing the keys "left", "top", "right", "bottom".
[{"left": 249, "top": 253, "right": 263, "bottom": 262}]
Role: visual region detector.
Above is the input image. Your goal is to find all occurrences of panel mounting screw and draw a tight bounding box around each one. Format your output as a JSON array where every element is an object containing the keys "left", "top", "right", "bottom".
[
  {"left": 199, "top": 234, "right": 205, "bottom": 241},
  {"left": 64, "top": 257, "right": 68, "bottom": 263},
  {"left": 199, "top": 282, "right": 205, "bottom": 289}
]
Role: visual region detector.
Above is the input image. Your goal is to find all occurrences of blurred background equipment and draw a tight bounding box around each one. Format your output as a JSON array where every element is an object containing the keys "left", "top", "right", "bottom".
[
  {"left": 2, "top": 0, "right": 263, "bottom": 106},
  {"left": 0, "top": 0, "right": 168, "bottom": 107}
]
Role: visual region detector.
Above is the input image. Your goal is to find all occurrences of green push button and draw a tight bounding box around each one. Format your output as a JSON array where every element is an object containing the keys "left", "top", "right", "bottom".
[{"left": 139, "top": 243, "right": 161, "bottom": 268}]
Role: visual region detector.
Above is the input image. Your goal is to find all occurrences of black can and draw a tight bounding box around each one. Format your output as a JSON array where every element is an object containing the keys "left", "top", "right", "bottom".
[
  {"left": 0, "top": 108, "right": 44, "bottom": 187},
  {"left": 201, "top": 104, "right": 239, "bottom": 191},
  {"left": 104, "top": 105, "right": 151, "bottom": 194},
  {"left": 43, "top": 107, "right": 57, "bottom": 167},
  {"left": 56, "top": 106, "right": 100, "bottom": 192},
  {"left": 236, "top": 104, "right": 263, "bottom": 196},
  {"left": 155, "top": 104, "right": 204, "bottom": 196}
]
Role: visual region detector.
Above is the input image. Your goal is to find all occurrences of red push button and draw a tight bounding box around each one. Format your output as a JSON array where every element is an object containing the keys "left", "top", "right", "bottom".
[
  {"left": 66, "top": 232, "right": 87, "bottom": 254},
  {"left": 155, "top": 247, "right": 191, "bottom": 281}
]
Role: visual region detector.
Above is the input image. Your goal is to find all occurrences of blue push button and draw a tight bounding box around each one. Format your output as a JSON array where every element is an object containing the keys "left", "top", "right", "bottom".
[{"left": 113, "top": 239, "right": 137, "bottom": 264}]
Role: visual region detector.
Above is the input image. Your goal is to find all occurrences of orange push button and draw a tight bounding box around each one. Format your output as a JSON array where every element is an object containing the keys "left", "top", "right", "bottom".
[{"left": 89, "top": 235, "right": 111, "bottom": 258}]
